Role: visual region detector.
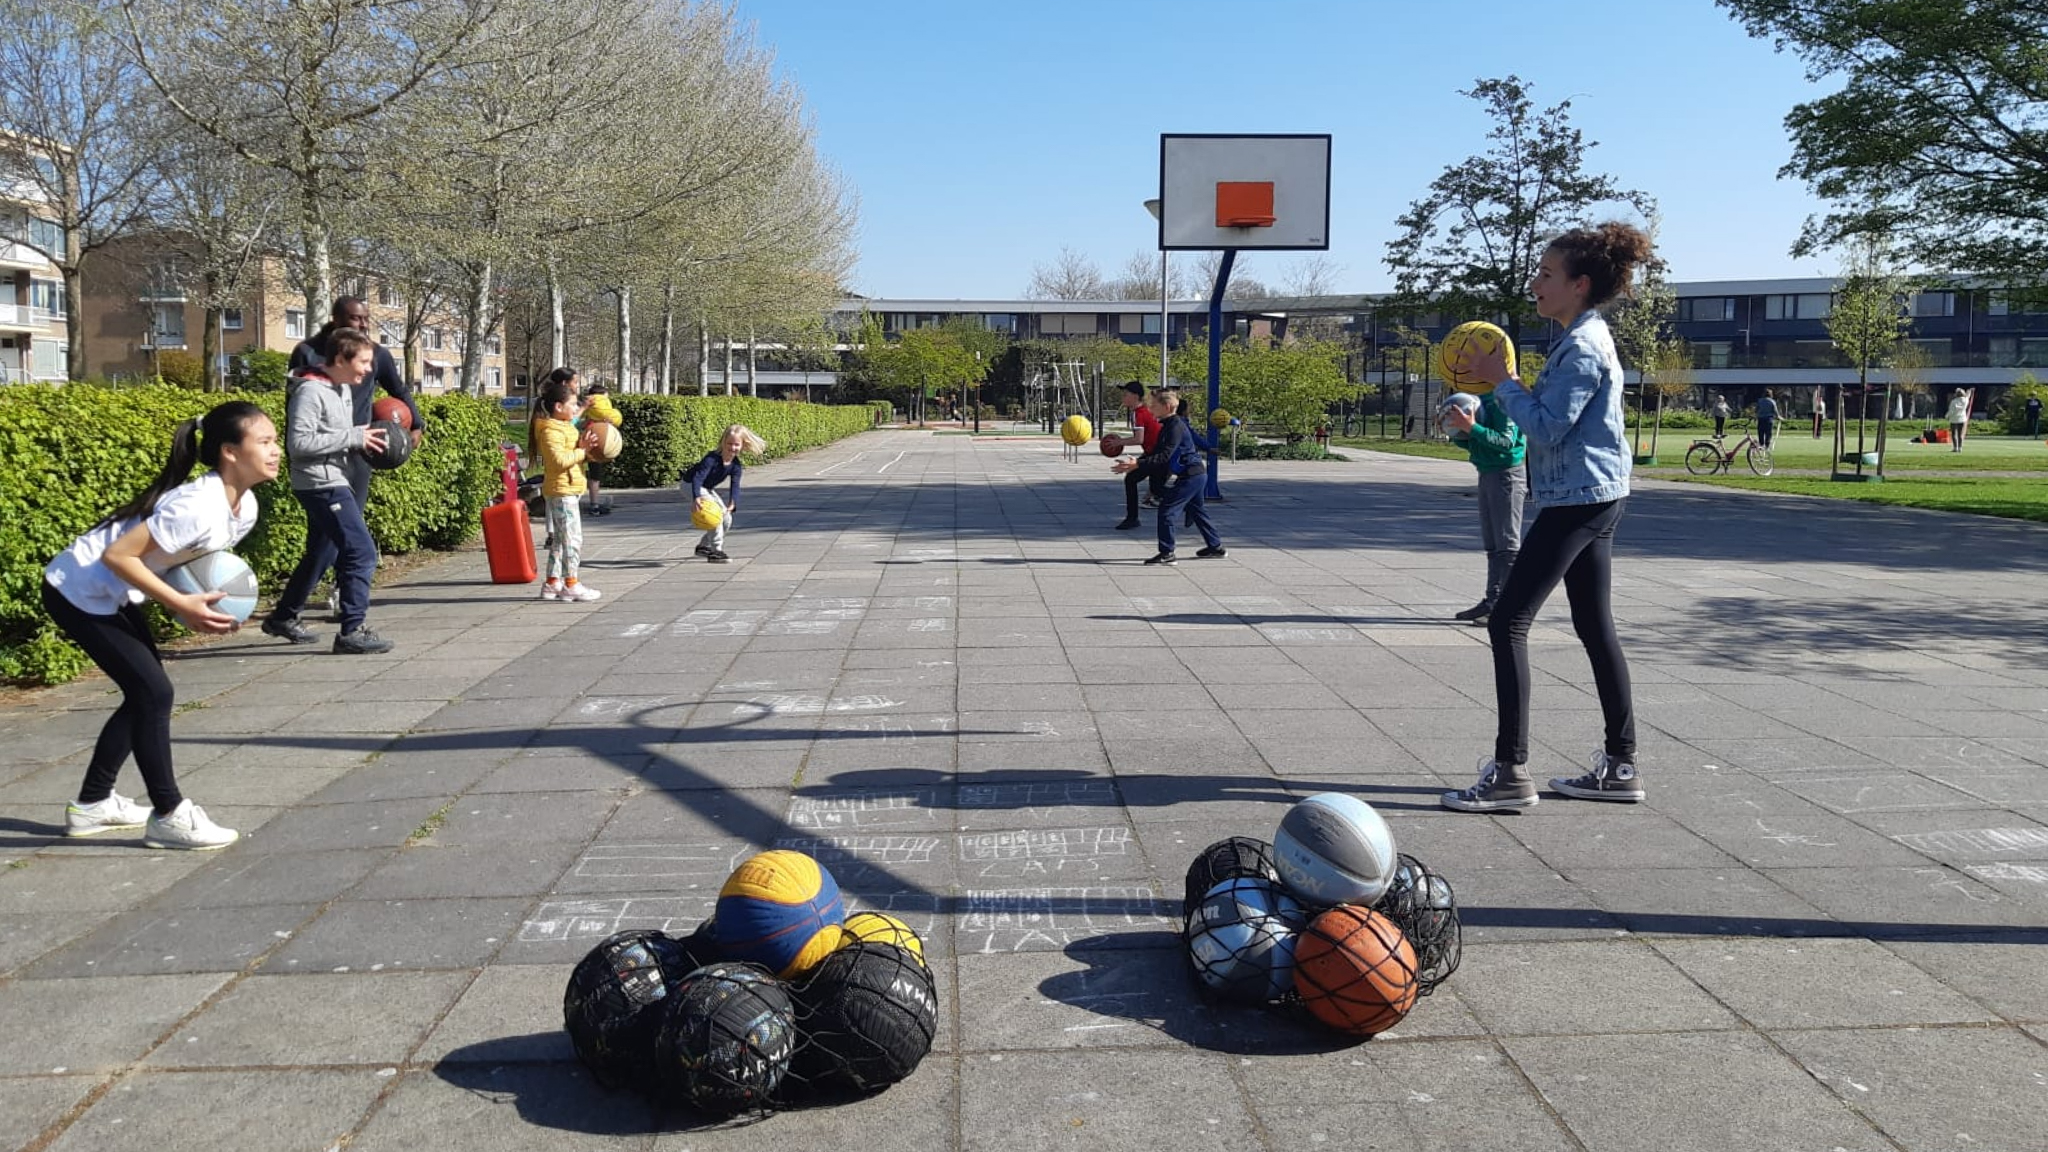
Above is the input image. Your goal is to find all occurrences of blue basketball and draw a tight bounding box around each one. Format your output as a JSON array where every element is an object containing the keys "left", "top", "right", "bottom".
[
  {"left": 161, "top": 550, "right": 259, "bottom": 623},
  {"left": 714, "top": 850, "right": 846, "bottom": 978},
  {"left": 1184, "top": 876, "right": 1305, "bottom": 1004}
]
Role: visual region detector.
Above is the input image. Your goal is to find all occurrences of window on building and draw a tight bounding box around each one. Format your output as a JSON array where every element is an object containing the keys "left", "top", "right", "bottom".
[
  {"left": 1042, "top": 313, "right": 1099, "bottom": 336},
  {"left": 1988, "top": 292, "right": 2009, "bottom": 317},
  {"left": 1912, "top": 291, "right": 1955, "bottom": 317},
  {"left": 425, "top": 327, "right": 443, "bottom": 350},
  {"left": 1679, "top": 297, "right": 1733, "bottom": 322},
  {"left": 377, "top": 282, "right": 399, "bottom": 307},
  {"left": 1694, "top": 341, "right": 1732, "bottom": 369},
  {"left": 27, "top": 217, "right": 65, "bottom": 254},
  {"left": 220, "top": 308, "right": 244, "bottom": 331},
  {"left": 150, "top": 303, "right": 186, "bottom": 347},
  {"left": 34, "top": 339, "right": 66, "bottom": 379},
  {"left": 982, "top": 314, "right": 1016, "bottom": 333},
  {"left": 487, "top": 366, "right": 502, "bottom": 393},
  {"left": 29, "top": 279, "right": 66, "bottom": 317},
  {"left": 285, "top": 309, "right": 305, "bottom": 339},
  {"left": 1118, "top": 313, "right": 1148, "bottom": 334},
  {"left": 1764, "top": 293, "right": 1834, "bottom": 321},
  {"left": 343, "top": 277, "right": 366, "bottom": 300},
  {"left": 485, "top": 334, "right": 502, "bottom": 355}
]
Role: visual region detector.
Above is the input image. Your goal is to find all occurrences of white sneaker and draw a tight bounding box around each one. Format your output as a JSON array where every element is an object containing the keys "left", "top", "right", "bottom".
[
  {"left": 143, "top": 800, "right": 238, "bottom": 851},
  {"left": 65, "top": 793, "right": 150, "bottom": 837},
  {"left": 558, "top": 583, "right": 602, "bottom": 602},
  {"left": 540, "top": 582, "right": 564, "bottom": 601}
]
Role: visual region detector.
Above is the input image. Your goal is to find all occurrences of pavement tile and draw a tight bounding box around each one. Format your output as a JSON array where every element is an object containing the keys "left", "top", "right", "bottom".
[
  {"left": 0, "top": 853, "right": 207, "bottom": 914},
  {"left": 1452, "top": 940, "right": 1741, "bottom": 1034},
  {"left": 1774, "top": 1026, "right": 2048, "bottom": 1152},
  {"left": 958, "top": 1049, "right": 1259, "bottom": 1152},
  {"left": 0, "top": 1074, "right": 98, "bottom": 1152},
  {"left": 24, "top": 902, "right": 315, "bottom": 978},
  {"left": 44, "top": 1069, "right": 387, "bottom": 1152},
  {"left": 1882, "top": 938, "right": 2048, "bottom": 1022},
  {"left": 354, "top": 841, "right": 584, "bottom": 900},
  {"left": 262, "top": 897, "right": 534, "bottom": 973},
  {"left": 1655, "top": 937, "right": 2004, "bottom": 1028},
  {"left": 147, "top": 970, "right": 472, "bottom": 1067},
  {"left": 1240, "top": 1041, "right": 1578, "bottom": 1152},
  {"left": 352, "top": 1065, "right": 656, "bottom": 1150},
  {"left": 1504, "top": 1031, "right": 1893, "bottom": 1152},
  {"left": 0, "top": 973, "right": 231, "bottom": 1074}
]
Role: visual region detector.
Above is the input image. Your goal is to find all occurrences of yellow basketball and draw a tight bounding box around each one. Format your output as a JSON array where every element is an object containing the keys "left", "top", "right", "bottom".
[
  {"left": 586, "top": 422, "right": 623, "bottom": 463},
  {"left": 841, "top": 911, "right": 927, "bottom": 965},
  {"left": 691, "top": 499, "right": 724, "bottom": 532},
  {"left": 715, "top": 849, "right": 846, "bottom": 978},
  {"left": 1437, "top": 321, "right": 1516, "bottom": 393},
  {"left": 1209, "top": 408, "right": 1233, "bottom": 429},
  {"left": 1060, "top": 414, "right": 1093, "bottom": 446}
]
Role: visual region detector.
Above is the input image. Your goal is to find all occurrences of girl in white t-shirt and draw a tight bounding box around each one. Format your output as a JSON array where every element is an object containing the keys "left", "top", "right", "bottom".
[{"left": 40, "top": 401, "right": 279, "bottom": 849}]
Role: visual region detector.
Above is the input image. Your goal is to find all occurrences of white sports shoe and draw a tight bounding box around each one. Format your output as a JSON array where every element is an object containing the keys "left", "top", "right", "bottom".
[
  {"left": 540, "top": 582, "right": 564, "bottom": 601},
  {"left": 558, "top": 583, "right": 602, "bottom": 602},
  {"left": 66, "top": 793, "right": 151, "bottom": 837},
  {"left": 143, "top": 800, "right": 239, "bottom": 851}
]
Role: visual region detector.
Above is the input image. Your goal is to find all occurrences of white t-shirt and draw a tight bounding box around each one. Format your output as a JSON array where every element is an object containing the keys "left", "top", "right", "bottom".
[
  {"left": 44, "top": 472, "right": 260, "bottom": 616},
  {"left": 1948, "top": 394, "right": 1972, "bottom": 423}
]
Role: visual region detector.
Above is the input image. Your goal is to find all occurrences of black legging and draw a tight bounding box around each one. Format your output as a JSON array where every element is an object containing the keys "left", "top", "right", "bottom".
[
  {"left": 41, "top": 581, "right": 183, "bottom": 813},
  {"left": 1123, "top": 461, "right": 1164, "bottom": 520},
  {"left": 1485, "top": 500, "right": 1635, "bottom": 769}
]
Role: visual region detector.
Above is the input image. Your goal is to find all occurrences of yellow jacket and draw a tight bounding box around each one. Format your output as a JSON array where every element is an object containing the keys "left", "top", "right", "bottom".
[
  {"left": 583, "top": 395, "right": 623, "bottom": 426},
  {"left": 536, "top": 417, "right": 587, "bottom": 497}
]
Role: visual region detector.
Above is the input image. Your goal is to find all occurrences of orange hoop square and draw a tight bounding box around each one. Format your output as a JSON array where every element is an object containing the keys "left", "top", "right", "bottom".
[{"left": 1215, "top": 181, "right": 1276, "bottom": 228}]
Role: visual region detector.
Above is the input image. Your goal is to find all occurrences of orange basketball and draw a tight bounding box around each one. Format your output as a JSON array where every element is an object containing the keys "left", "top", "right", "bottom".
[
  {"left": 372, "top": 397, "right": 414, "bottom": 430},
  {"left": 1292, "top": 905, "right": 1418, "bottom": 1035}
]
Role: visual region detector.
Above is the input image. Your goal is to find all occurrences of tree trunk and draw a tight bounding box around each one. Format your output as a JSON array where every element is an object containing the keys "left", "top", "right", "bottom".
[
  {"left": 615, "top": 286, "right": 632, "bottom": 391},
  {"left": 300, "top": 175, "right": 332, "bottom": 321},
  {"left": 201, "top": 303, "right": 219, "bottom": 392},
  {"left": 60, "top": 159, "right": 88, "bottom": 379},
  {"left": 722, "top": 333, "right": 733, "bottom": 395},
  {"left": 460, "top": 260, "right": 493, "bottom": 396},
  {"left": 658, "top": 283, "right": 675, "bottom": 395},
  {"left": 698, "top": 320, "right": 709, "bottom": 397},
  {"left": 547, "top": 259, "right": 567, "bottom": 370},
  {"left": 747, "top": 327, "right": 757, "bottom": 397}
]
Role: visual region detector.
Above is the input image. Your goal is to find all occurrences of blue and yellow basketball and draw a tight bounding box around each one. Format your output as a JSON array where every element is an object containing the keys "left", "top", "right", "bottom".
[
  {"left": 715, "top": 850, "right": 845, "bottom": 978},
  {"left": 841, "top": 911, "right": 926, "bottom": 966}
]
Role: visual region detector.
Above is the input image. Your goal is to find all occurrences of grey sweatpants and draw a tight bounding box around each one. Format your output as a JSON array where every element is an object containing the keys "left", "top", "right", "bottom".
[{"left": 1476, "top": 464, "right": 1527, "bottom": 605}]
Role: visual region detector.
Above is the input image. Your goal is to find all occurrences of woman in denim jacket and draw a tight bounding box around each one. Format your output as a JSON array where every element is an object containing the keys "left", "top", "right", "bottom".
[{"left": 1442, "top": 222, "right": 1651, "bottom": 813}]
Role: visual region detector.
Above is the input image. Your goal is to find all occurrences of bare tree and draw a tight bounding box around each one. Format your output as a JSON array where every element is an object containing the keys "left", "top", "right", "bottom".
[
  {"left": 1026, "top": 247, "right": 1108, "bottom": 300},
  {"left": 154, "top": 126, "right": 287, "bottom": 388},
  {"left": 0, "top": 0, "right": 165, "bottom": 378}
]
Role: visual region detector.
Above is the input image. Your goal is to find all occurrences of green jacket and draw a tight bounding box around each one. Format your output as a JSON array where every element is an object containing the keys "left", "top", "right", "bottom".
[{"left": 1464, "top": 392, "right": 1526, "bottom": 473}]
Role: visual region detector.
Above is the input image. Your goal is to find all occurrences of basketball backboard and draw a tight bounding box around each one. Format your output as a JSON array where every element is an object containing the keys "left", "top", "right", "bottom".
[{"left": 1158, "top": 133, "right": 1331, "bottom": 252}]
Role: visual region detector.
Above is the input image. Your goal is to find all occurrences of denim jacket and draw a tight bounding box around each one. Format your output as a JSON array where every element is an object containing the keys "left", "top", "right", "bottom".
[{"left": 1492, "top": 310, "right": 1630, "bottom": 507}]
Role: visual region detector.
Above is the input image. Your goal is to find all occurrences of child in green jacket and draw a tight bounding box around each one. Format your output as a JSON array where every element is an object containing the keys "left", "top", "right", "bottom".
[{"left": 1444, "top": 391, "right": 1527, "bottom": 625}]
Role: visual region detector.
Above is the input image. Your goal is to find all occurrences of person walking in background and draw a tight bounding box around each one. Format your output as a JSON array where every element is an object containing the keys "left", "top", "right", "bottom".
[
  {"left": 1755, "top": 389, "right": 1779, "bottom": 448},
  {"left": 532, "top": 372, "right": 605, "bottom": 601},
  {"left": 1441, "top": 389, "right": 1527, "bottom": 627},
  {"left": 1441, "top": 222, "right": 1648, "bottom": 813},
  {"left": 1112, "top": 380, "right": 1162, "bottom": 531},
  {"left": 682, "top": 424, "right": 765, "bottom": 564},
  {"left": 1812, "top": 387, "right": 1827, "bottom": 438},
  {"left": 2026, "top": 394, "right": 2043, "bottom": 439},
  {"left": 1948, "top": 387, "right": 1974, "bottom": 452},
  {"left": 265, "top": 329, "right": 394, "bottom": 653},
  {"left": 1710, "top": 393, "right": 1731, "bottom": 440},
  {"left": 1112, "top": 388, "right": 1222, "bottom": 565},
  {"left": 41, "top": 402, "right": 275, "bottom": 849}
]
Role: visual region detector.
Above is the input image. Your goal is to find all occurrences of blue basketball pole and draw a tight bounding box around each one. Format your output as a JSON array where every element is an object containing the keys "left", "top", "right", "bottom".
[{"left": 1204, "top": 249, "right": 1235, "bottom": 499}]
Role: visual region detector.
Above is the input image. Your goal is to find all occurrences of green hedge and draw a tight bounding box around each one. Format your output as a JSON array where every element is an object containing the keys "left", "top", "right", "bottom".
[
  {"left": 1, "top": 383, "right": 504, "bottom": 686},
  {"left": 599, "top": 394, "right": 878, "bottom": 488}
]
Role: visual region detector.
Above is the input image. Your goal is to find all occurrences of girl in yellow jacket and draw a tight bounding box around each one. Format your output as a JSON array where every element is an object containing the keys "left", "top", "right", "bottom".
[{"left": 530, "top": 369, "right": 605, "bottom": 602}]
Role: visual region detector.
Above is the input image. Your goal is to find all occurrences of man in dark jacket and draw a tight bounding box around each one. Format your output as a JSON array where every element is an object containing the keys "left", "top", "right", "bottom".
[{"left": 270, "top": 297, "right": 422, "bottom": 635}]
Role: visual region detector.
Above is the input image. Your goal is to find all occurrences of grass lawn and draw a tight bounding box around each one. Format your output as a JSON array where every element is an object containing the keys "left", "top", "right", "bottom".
[
  {"left": 1329, "top": 436, "right": 1469, "bottom": 462},
  {"left": 1635, "top": 428, "right": 2048, "bottom": 473},
  {"left": 1655, "top": 473, "right": 2048, "bottom": 523}
]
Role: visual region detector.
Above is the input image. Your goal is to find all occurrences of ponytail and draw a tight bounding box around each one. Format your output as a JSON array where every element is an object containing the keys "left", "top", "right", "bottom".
[{"left": 95, "top": 401, "right": 267, "bottom": 529}]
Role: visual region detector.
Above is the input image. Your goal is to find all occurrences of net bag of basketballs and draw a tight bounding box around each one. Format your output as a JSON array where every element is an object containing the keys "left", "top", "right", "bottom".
[
  {"left": 562, "top": 850, "right": 937, "bottom": 1117},
  {"left": 1179, "top": 795, "right": 1462, "bottom": 1036}
]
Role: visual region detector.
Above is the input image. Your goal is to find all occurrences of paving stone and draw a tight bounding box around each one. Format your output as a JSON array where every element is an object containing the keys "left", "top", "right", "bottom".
[
  {"left": 262, "top": 898, "right": 533, "bottom": 973},
  {"left": 150, "top": 848, "right": 388, "bottom": 908},
  {"left": 1569, "top": 867, "right": 1838, "bottom": 936},
  {"left": 0, "top": 1074, "right": 98, "bottom": 1152},
  {"left": 0, "top": 853, "right": 207, "bottom": 914},
  {"left": 1504, "top": 1031, "right": 1893, "bottom": 1152},
  {"left": 148, "top": 971, "right": 471, "bottom": 1067},
  {"left": 25, "top": 902, "right": 315, "bottom": 978},
  {"left": 238, "top": 796, "right": 458, "bottom": 854},
  {"left": 0, "top": 973, "right": 230, "bottom": 1074},
  {"left": 1654, "top": 937, "right": 2003, "bottom": 1028},
  {"left": 958, "top": 1049, "right": 1258, "bottom": 1152},
  {"left": 45, "top": 1069, "right": 387, "bottom": 1152},
  {"left": 1763, "top": 865, "right": 2040, "bottom": 934},
  {"left": 354, "top": 841, "right": 583, "bottom": 900},
  {"left": 1239, "top": 1040, "right": 1578, "bottom": 1152},
  {"left": 414, "top": 963, "right": 575, "bottom": 1065},
  {"left": 424, "top": 791, "right": 618, "bottom": 847},
  {"left": 1452, "top": 940, "right": 1741, "bottom": 1034},
  {"left": 1774, "top": 1026, "right": 2048, "bottom": 1152},
  {"left": 351, "top": 1065, "right": 654, "bottom": 1151},
  {"left": 1882, "top": 938, "right": 2048, "bottom": 1022}
]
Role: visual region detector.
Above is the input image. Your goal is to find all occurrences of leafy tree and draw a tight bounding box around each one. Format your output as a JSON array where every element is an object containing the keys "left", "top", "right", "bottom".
[
  {"left": 1385, "top": 75, "right": 1652, "bottom": 342},
  {"left": 1170, "top": 338, "right": 1359, "bottom": 437},
  {"left": 1999, "top": 373, "right": 2048, "bottom": 433},
  {"left": 153, "top": 348, "right": 204, "bottom": 389},
  {"left": 1026, "top": 247, "right": 1108, "bottom": 299},
  {"left": 235, "top": 347, "right": 290, "bottom": 390},
  {"left": 1886, "top": 338, "right": 1932, "bottom": 420},
  {"left": 1826, "top": 238, "right": 1916, "bottom": 476},
  {"left": 1718, "top": 0, "right": 2048, "bottom": 292}
]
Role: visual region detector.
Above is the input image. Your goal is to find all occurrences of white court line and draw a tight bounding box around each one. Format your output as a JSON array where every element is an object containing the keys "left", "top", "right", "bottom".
[
  {"left": 815, "top": 451, "right": 868, "bottom": 476},
  {"left": 876, "top": 451, "right": 907, "bottom": 473}
]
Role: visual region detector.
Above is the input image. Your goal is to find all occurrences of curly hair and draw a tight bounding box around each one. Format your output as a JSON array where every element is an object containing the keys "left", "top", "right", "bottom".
[{"left": 1547, "top": 222, "right": 1655, "bottom": 308}]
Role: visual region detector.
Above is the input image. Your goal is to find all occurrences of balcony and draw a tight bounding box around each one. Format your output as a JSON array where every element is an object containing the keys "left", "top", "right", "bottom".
[
  {"left": 0, "top": 240, "right": 51, "bottom": 270},
  {"left": 0, "top": 303, "right": 51, "bottom": 331}
]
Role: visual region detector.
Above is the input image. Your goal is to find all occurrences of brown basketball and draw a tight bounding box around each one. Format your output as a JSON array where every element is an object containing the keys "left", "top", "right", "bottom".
[
  {"left": 1099, "top": 432, "right": 1126, "bottom": 458},
  {"left": 1292, "top": 905, "right": 1418, "bottom": 1035},
  {"left": 372, "top": 397, "right": 413, "bottom": 430},
  {"left": 587, "top": 422, "right": 623, "bottom": 463}
]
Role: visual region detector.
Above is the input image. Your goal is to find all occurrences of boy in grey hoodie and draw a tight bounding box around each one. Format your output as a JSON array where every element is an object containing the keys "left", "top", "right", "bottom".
[{"left": 260, "top": 328, "right": 395, "bottom": 654}]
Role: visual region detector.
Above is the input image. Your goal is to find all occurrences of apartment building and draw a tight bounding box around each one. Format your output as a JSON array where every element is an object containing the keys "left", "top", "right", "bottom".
[
  {"left": 79, "top": 234, "right": 505, "bottom": 393},
  {"left": 0, "top": 199, "right": 70, "bottom": 384}
]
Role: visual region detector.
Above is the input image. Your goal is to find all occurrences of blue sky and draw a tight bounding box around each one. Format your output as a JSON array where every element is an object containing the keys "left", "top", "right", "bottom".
[{"left": 753, "top": 0, "right": 1838, "bottom": 299}]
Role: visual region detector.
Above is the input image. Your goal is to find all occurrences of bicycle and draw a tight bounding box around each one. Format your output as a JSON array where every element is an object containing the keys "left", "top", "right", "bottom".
[{"left": 1684, "top": 423, "right": 1774, "bottom": 476}]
